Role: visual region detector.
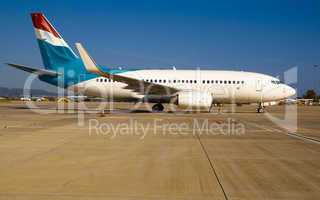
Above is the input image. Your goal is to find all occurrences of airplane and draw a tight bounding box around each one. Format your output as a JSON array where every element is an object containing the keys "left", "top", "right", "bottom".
[{"left": 5, "top": 13, "right": 296, "bottom": 113}]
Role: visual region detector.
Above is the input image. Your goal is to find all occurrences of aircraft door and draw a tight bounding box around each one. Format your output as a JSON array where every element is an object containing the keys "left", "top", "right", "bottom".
[{"left": 256, "top": 79, "right": 262, "bottom": 92}]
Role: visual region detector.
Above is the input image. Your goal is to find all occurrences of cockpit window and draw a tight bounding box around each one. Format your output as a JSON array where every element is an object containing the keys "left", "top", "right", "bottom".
[{"left": 271, "top": 80, "right": 281, "bottom": 84}]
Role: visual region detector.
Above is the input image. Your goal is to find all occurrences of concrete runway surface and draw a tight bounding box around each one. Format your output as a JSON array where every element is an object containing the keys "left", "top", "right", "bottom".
[{"left": 0, "top": 102, "right": 319, "bottom": 200}]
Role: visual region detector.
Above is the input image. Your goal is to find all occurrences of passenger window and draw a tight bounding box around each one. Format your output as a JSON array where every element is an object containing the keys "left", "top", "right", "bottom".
[
  {"left": 186, "top": 80, "right": 189, "bottom": 83},
  {"left": 224, "top": 80, "right": 227, "bottom": 84},
  {"left": 233, "top": 81, "right": 235, "bottom": 84},
  {"left": 228, "top": 81, "right": 231, "bottom": 84},
  {"left": 173, "top": 80, "right": 176, "bottom": 83},
  {"left": 216, "top": 80, "right": 218, "bottom": 84},
  {"left": 202, "top": 80, "right": 205, "bottom": 84},
  {"left": 241, "top": 81, "right": 244, "bottom": 84},
  {"left": 155, "top": 79, "right": 157, "bottom": 83},
  {"left": 220, "top": 80, "right": 223, "bottom": 84},
  {"left": 190, "top": 80, "right": 193, "bottom": 84},
  {"left": 207, "top": 80, "right": 210, "bottom": 84},
  {"left": 211, "top": 80, "right": 214, "bottom": 84},
  {"left": 194, "top": 80, "right": 197, "bottom": 84},
  {"left": 182, "top": 80, "right": 185, "bottom": 83},
  {"left": 237, "top": 81, "right": 240, "bottom": 84}
]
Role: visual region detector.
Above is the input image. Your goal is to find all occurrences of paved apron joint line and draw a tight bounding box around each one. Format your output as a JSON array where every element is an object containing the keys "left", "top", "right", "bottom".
[{"left": 195, "top": 134, "right": 229, "bottom": 200}]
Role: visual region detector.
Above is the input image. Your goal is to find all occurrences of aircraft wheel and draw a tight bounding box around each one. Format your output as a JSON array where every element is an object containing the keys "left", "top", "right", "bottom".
[{"left": 257, "top": 106, "right": 265, "bottom": 113}]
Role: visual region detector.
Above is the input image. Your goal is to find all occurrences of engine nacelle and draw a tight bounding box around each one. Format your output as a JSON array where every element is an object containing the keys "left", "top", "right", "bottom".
[{"left": 176, "top": 91, "right": 213, "bottom": 108}]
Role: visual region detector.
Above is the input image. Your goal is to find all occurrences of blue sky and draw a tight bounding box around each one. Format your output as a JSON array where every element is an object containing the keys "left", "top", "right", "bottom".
[{"left": 0, "top": 0, "right": 320, "bottom": 95}]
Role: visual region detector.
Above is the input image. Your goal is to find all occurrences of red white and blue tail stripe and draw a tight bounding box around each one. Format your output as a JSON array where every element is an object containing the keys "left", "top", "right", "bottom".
[
  {"left": 31, "top": 13, "right": 75, "bottom": 51},
  {"left": 31, "top": 13, "right": 78, "bottom": 69}
]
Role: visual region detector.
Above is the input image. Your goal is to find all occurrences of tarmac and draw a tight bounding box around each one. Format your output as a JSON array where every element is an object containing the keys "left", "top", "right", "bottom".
[{"left": 0, "top": 101, "right": 319, "bottom": 200}]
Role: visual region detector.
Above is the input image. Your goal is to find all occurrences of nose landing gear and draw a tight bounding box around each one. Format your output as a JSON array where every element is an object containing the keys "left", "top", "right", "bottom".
[
  {"left": 257, "top": 102, "right": 265, "bottom": 113},
  {"left": 152, "top": 103, "right": 164, "bottom": 112}
]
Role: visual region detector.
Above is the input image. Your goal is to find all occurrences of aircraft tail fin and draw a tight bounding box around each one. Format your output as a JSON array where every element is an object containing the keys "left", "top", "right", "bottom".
[{"left": 31, "top": 13, "right": 79, "bottom": 70}]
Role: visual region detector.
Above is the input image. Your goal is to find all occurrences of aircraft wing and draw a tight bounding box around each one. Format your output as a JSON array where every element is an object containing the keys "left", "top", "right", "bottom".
[
  {"left": 5, "top": 63, "right": 61, "bottom": 76},
  {"left": 75, "top": 43, "right": 179, "bottom": 96}
]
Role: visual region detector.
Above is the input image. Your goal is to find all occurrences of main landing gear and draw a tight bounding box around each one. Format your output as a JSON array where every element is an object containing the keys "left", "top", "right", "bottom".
[
  {"left": 257, "top": 102, "right": 265, "bottom": 113},
  {"left": 152, "top": 103, "right": 164, "bottom": 112}
]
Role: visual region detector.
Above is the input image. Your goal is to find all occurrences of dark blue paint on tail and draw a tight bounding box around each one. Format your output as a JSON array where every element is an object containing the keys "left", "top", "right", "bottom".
[
  {"left": 37, "top": 39, "right": 79, "bottom": 71},
  {"left": 37, "top": 39, "right": 98, "bottom": 88}
]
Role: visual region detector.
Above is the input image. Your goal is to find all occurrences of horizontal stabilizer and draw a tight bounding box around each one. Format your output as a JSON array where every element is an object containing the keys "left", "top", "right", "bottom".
[{"left": 5, "top": 63, "right": 61, "bottom": 76}]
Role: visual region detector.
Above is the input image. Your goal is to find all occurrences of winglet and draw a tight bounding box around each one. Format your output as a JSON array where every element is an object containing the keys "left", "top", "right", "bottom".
[{"left": 75, "top": 43, "right": 104, "bottom": 76}]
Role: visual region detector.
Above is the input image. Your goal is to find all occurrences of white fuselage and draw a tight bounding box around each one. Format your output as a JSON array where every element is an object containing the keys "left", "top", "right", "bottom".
[{"left": 71, "top": 69, "right": 296, "bottom": 104}]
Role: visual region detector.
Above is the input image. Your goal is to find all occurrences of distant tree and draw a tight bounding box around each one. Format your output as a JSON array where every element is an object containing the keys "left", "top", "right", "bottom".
[{"left": 303, "top": 89, "right": 317, "bottom": 99}]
